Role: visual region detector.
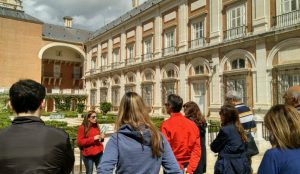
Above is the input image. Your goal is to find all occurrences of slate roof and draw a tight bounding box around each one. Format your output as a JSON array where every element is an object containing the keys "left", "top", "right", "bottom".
[
  {"left": 90, "top": 0, "right": 163, "bottom": 40},
  {"left": 0, "top": 6, "right": 42, "bottom": 24},
  {"left": 43, "top": 23, "right": 92, "bottom": 43}
]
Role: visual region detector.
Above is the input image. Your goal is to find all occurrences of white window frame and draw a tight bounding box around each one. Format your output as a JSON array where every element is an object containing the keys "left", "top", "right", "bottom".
[
  {"left": 165, "top": 29, "right": 175, "bottom": 48},
  {"left": 101, "top": 54, "right": 107, "bottom": 67},
  {"left": 231, "top": 58, "right": 246, "bottom": 70},
  {"left": 227, "top": 4, "right": 246, "bottom": 29},
  {"left": 54, "top": 64, "right": 61, "bottom": 78},
  {"left": 281, "top": 0, "right": 299, "bottom": 14},
  {"left": 113, "top": 48, "right": 120, "bottom": 63},
  {"left": 127, "top": 44, "right": 135, "bottom": 60},
  {"left": 144, "top": 38, "right": 152, "bottom": 55}
]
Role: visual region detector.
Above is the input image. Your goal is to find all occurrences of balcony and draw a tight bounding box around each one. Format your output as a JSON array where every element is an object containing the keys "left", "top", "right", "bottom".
[
  {"left": 48, "top": 89, "right": 86, "bottom": 95},
  {"left": 223, "top": 25, "right": 247, "bottom": 41},
  {"left": 111, "top": 62, "right": 123, "bottom": 69},
  {"left": 42, "top": 72, "right": 63, "bottom": 86},
  {"left": 189, "top": 37, "right": 205, "bottom": 49},
  {"left": 162, "top": 46, "right": 176, "bottom": 56},
  {"left": 142, "top": 53, "right": 153, "bottom": 62},
  {"left": 273, "top": 10, "right": 300, "bottom": 29},
  {"left": 126, "top": 58, "right": 135, "bottom": 65},
  {"left": 72, "top": 73, "right": 81, "bottom": 80}
]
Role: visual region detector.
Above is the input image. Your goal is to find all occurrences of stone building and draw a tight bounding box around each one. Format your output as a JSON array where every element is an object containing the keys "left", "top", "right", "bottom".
[{"left": 84, "top": 0, "right": 300, "bottom": 118}]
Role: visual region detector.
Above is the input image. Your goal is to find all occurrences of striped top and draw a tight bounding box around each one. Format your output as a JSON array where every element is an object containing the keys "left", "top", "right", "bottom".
[
  {"left": 296, "top": 105, "right": 300, "bottom": 113},
  {"left": 235, "top": 104, "right": 256, "bottom": 130}
]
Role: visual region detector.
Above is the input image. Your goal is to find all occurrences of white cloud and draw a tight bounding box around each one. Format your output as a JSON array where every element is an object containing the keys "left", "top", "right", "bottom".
[{"left": 23, "top": 0, "right": 150, "bottom": 31}]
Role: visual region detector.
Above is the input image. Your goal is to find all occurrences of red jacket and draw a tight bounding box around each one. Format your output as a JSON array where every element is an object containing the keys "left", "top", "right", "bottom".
[
  {"left": 77, "top": 124, "right": 104, "bottom": 156},
  {"left": 160, "top": 112, "right": 201, "bottom": 173}
]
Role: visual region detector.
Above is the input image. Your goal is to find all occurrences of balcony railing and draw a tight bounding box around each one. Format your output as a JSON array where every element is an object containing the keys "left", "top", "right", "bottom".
[
  {"left": 126, "top": 58, "right": 135, "bottom": 65},
  {"left": 72, "top": 73, "right": 81, "bottom": 80},
  {"left": 43, "top": 72, "right": 62, "bottom": 78},
  {"left": 162, "top": 46, "right": 176, "bottom": 56},
  {"left": 273, "top": 10, "right": 300, "bottom": 28},
  {"left": 111, "top": 62, "right": 123, "bottom": 69},
  {"left": 189, "top": 37, "right": 205, "bottom": 49},
  {"left": 223, "top": 25, "right": 247, "bottom": 40},
  {"left": 48, "top": 89, "right": 86, "bottom": 95},
  {"left": 143, "top": 53, "right": 153, "bottom": 61}
]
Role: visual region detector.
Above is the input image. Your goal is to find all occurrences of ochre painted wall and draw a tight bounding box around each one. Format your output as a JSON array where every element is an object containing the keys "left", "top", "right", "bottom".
[{"left": 0, "top": 17, "right": 43, "bottom": 87}]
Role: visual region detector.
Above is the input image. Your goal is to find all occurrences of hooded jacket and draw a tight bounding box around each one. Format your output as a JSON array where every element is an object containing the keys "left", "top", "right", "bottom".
[{"left": 98, "top": 124, "right": 181, "bottom": 174}]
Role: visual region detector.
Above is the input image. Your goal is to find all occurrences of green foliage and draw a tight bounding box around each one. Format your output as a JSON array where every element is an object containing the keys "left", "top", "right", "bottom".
[
  {"left": 208, "top": 120, "right": 221, "bottom": 133},
  {"left": 97, "top": 114, "right": 116, "bottom": 124},
  {"left": 77, "top": 103, "right": 85, "bottom": 113},
  {"left": 45, "top": 120, "right": 68, "bottom": 127},
  {"left": 41, "top": 111, "right": 52, "bottom": 116},
  {"left": 61, "top": 111, "right": 78, "bottom": 118},
  {"left": 0, "top": 93, "right": 10, "bottom": 113},
  {"left": 99, "top": 102, "right": 112, "bottom": 115},
  {"left": 150, "top": 117, "right": 165, "bottom": 129},
  {"left": 0, "top": 112, "right": 12, "bottom": 130}
]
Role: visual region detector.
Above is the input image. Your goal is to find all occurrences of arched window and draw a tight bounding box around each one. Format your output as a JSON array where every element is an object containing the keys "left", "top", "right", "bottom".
[
  {"left": 231, "top": 58, "right": 245, "bottom": 69},
  {"left": 114, "top": 78, "right": 120, "bottom": 85},
  {"left": 145, "top": 72, "right": 153, "bottom": 81},
  {"left": 194, "top": 65, "right": 204, "bottom": 74},
  {"left": 167, "top": 70, "right": 175, "bottom": 78}
]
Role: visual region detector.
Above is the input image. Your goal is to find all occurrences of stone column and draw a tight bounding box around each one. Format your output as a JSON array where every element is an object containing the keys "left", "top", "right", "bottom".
[
  {"left": 108, "top": 37, "right": 113, "bottom": 68},
  {"left": 136, "top": 69, "right": 141, "bottom": 95},
  {"left": 121, "top": 29, "right": 126, "bottom": 64},
  {"left": 136, "top": 21, "right": 143, "bottom": 61},
  {"left": 154, "top": 9, "right": 162, "bottom": 59},
  {"left": 178, "top": 0, "right": 188, "bottom": 52},
  {"left": 209, "top": 0, "right": 222, "bottom": 44},
  {"left": 154, "top": 64, "right": 162, "bottom": 113},
  {"left": 179, "top": 60, "right": 186, "bottom": 101},
  {"left": 120, "top": 72, "right": 125, "bottom": 99}
]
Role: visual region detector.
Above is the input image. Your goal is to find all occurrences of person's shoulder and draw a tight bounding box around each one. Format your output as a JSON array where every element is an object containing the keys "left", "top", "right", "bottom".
[
  {"left": 221, "top": 124, "right": 235, "bottom": 133},
  {"left": 44, "top": 125, "right": 69, "bottom": 138},
  {"left": 235, "top": 104, "right": 251, "bottom": 111}
]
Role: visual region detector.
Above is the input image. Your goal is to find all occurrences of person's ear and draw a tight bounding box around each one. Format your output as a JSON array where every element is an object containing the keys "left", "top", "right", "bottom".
[{"left": 40, "top": 100, "right": 46, "bottom": 109}]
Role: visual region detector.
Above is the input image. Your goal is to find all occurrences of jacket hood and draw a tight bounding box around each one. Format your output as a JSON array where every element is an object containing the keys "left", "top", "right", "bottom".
[{"left": 117, "top": 124, "right": 152, "bottom": 146}]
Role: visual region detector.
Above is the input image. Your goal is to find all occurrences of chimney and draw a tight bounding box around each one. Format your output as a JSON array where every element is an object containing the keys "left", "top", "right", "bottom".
[
  {"left": 132, "top": 0, "right": 139, "bottom": 8},
  {"left": 63, "top": 16, "right": 73, "bottom": 28}
]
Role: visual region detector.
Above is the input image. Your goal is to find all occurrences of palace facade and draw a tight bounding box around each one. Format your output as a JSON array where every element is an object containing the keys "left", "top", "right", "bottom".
[{"left": 84, "top": 0, "right": 300, "bottom": 118}]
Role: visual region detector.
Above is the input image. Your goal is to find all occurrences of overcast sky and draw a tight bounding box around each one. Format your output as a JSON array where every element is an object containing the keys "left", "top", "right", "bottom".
[{"left": 23, "top": 0, "right": 148, "bottom": 31}]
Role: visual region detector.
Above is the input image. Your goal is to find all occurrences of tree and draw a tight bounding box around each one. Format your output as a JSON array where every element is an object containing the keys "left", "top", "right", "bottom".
[{"left": 99, "top": 102, "right": 112, "bottom": 115}]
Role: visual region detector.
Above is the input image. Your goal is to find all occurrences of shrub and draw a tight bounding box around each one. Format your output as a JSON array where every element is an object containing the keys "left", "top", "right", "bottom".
[
  {"left": 151, "top": 117, "right": 165, "bottom": 129},
  {"left": 99, "top": 102, "right": 112, "bottom": 115},
  {"left": 0, "top": 112, "right": 12, "bottom": 130},
  {"left": 77, "top": 103, "right": 85, "bottom": 113},
  {"left": 45, "top": 120, "right": 68, "bottom": 128},
  {"left": 41, "top": 111, "right": 52, "bottom": 116},
  {"left": 62, "top": 111, "right": 78, "bottom": 118},
  {"left": 208, "top": 120, "right": 221, "bottom": 133},
  {"left": 97, "top": 114, "right": 116, "bottom": 124}
]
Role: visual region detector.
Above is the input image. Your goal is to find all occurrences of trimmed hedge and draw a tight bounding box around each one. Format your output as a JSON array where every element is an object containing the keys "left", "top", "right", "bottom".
[
  {"left": 208, "top": 120, "right": 221, "bottom": 133},
  {"left": 0, "top": 112, "right": 12, "bottom": 130}
]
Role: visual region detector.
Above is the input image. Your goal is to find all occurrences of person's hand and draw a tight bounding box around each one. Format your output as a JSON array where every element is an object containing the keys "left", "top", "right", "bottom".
[
  {"left": 94, "top": 135, "right": 101, "bottom": 141},
  {"left": 100, "top": 134, "right": 105, "bottom": 139}
]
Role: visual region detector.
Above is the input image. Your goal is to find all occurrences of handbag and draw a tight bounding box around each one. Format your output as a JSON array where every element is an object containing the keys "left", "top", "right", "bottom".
[{"left": 246, "top": 132, "right": 259, "bottom": 156}]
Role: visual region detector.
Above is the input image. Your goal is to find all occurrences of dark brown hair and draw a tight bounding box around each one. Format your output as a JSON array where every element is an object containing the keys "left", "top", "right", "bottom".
[
  {"left": 82, "top": 110, "right": 100, "bottom": 137},
  {"left": 183, "top": 101, "right": 206, "bottom": 124},
  {"left": 219, "top": 104, "right": 247, "bottom": 143}
]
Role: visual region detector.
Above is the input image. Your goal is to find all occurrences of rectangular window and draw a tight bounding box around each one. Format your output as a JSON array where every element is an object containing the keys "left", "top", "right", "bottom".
[
  {"left": 73, "top": 66, "right": 80, "bottom": 79},
  {"left": 91, "top": 58, "right": 96, "bottom": 70},
  {"left": 127, "top": 45, "right": 134, "bottom": 59},
  {"left": 281, "top": 0, "right": 299, "bottom": 13},
  {"left": 101, "top": 54, "right": 107, "bottom": 67},
  {"left": 191, "top": 20, "right": 204, "bottom": 48},
  {"left": 227, "top": 5, "right": 245, "bottom": 29},
  {"left": 113, "top": 49, "right": 119, "bottom": 63},
  {"left": 165, "top": 31, "right": 175, "bottom": 48},
  {"left": 90, "top": 90, "right": 97, "bottom": 106},
  {"left": 54, "top": 64, "right": 61, "bottom": 78},
  {"left": 142, "top": 85, "right": 153, "bottom": 106},
  {"left": 100, "top": 89, "right": 108, "bottom": 103},
  {"left": 144, "top": 39, "right": 152, "bottom": 54}
]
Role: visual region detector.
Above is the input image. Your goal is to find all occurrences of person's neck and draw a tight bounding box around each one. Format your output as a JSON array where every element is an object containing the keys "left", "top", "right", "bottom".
[{"left": 17, "top": 110, "right": 41, "bottom": 117}]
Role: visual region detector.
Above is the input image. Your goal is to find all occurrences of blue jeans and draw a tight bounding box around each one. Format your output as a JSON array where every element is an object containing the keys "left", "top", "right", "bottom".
[{"left": 83, "top": 153, "right": 103, "bottom": 174}]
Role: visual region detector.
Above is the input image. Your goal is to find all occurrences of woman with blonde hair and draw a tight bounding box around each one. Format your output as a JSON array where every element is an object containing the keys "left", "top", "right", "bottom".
[
  {"left": 210, "top": 104, "right": 250, "bottom": 174},
  {"left": 98, "top": 92, "right": 180, "bottom": 174},
  {"left": 183, "top": 101, "right": 207, "bottom": 174},
  {"left": 258, "top": 105, "right": 300, "bottom": 174},
  {"left": 77, "top": 110, "right": 105, "bottom": 174}
]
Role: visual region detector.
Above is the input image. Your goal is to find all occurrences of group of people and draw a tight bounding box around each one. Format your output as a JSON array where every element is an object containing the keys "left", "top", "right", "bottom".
[{"left": 0, "top": 79, "right": 299, "bottom": 174}]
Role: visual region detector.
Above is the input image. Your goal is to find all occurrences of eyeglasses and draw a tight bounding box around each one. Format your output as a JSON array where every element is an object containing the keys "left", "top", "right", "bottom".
[{"left": 90, "top": 115, "right": 97, "bottom": 119}]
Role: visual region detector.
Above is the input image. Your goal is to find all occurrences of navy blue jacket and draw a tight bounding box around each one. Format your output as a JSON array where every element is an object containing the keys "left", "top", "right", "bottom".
[
  {"left": 210, "top": 124, "right": 250, "bottom": 174},
  {"left": 98, "top": 124, "right": 181, "bottom": 174}
]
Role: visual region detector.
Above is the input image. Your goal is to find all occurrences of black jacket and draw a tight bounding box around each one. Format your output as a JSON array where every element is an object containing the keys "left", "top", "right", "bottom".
[{"left": 0, "top": 116, "right": 75, "bottom": 174}]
